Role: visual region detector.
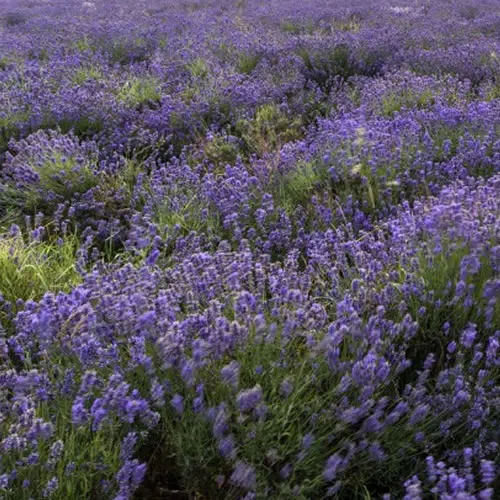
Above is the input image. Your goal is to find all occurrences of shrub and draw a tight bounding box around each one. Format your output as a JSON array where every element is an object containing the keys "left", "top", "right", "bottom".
[
  {"left": 118, "top": 78, "right": 161, "bottom": 108},
  {"left": 236, "top": 104, "right": 303, "bottom": 156},
  {"left": 0, "top": 232, "right": 81, "bottom": 306}
]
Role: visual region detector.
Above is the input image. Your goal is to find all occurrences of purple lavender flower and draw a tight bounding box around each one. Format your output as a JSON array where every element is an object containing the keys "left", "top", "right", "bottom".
[
  {"left": 220, "top": 361, "right": 240, "bottom": 389},
  {"left": 219, "top": 435, "right": 237, "bottom": 460},
  {"left": 42, "top": 477, "right": 58, "bottom": 497},
  {"left": 0, "top": 474, "right": 10, "bottom": 489},
  {"left": 213, "top": 405, "right": 229, "bottom": 439},
  {"left": 120, "top": 433, "right": 138, "bottom": 462},
  {"left": 280, "top": 378, "right": 294, "bottom": 398},
  {"left": 116, "top": 460, "right": 147, "bottom": 498},
  {"left": 49, "top": 440, "right": 64, "bottom": 461},
  {"left": 280, "top": 463, "right": 293, "bottom": 479},
  {"left": 230, "top": 461, "right": 256, "bottom": 490},
  {"left": 236, "top": 385, "right": 263, "bottom": 413},
  {"left": 403, "top": 476, "right": 422, "bottom": 499},
  {"left": 323, "top": 454, "right": 345, "bottom": 482},
  {"left": 480, "top": 460, "right": 496, "bottom": 486},
  {"left": 170, "top": 394, "right": 184, "bottom": 415}
]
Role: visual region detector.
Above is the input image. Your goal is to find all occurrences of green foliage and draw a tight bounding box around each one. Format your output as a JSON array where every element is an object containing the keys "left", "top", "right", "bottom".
[
  {"left": 136, "top": 315, "right": 449, "bottom": 498},
  {"left": 237, "top": 53, "right": 261, "bottom": 74},
  {"left": 0, "top": 110, "right": 30, "bottom": 152},
  {"left": 0, "top": 234, "right": 81, "bottom": 306},
  {"left": 203, "top": 135, "right": 240, "bottom": 168},
  {"left": 236, "top": 104, "right": 303, "bottom": 156},
  {"left": 186, "top": 58, "right": 209, "bottom": 79},
  {"left": 55, "top": 115, "right": 104, "bottom": 139},
  {"left": 280, "top": 20, "right": 316, "bottom": 35},
  {"left": 118, "top": 78, "right": 161, "bottom": 107},
  {"left": 327, "top": 45, "right": 354, "bottom": 78},
  {"left": 406, "top": 246, "right": 497, "bottom": 370},
  {"left": 142, "top": 228, "right": 497, "bottom": 497},
  {"left": 105, "top": 37, "right": 152, "bottom": 65},
  {"left": 281, "top": 20, "right": 302, "bottom": 34},
  {"left": 302, "top": 89, "right": 335, "bottom": 124},
  {"left": 97, "top": 160, "right": 151, "bottom": 220},
  {"left": 332, "top": 19, "right": 361, "bottom": 33},
  {"left": 485, "top": 82, "right": 500, "bottom": 101},
  {"left": 28, "top": 48, "right": 49, "bottom": 62},
  {"left": 298, "top": 43, "right": 382, "bottom": 89},
  {"left": 0, "top": 152, "right": 99, "bottom": 224},
  {"left": 0, "top": 57, "right": 11, "bottom": 70},
  {"left": 381, "top": 88, "right": 435, "bottom": 116},
  {"left": 0, "top": 360, "right": 139, "bottom": 499},
  {"left": 275, "top": 162, "right": 330, "bottom": 215},
  {"left": 282, "top": 120, "right": 497, "bottom": 234},
  {"left": 71, "top": 66, "right": 103, "bottom": 85},
  {"left": 320, "top": 127, "right": 398, "bottom": 215},
  {"left": 2, "top": 11, "right": 27, "bottom": 27},
  {"left": 71, "top": 37, "right": 96, "bottom": 53},
  {"left": 154, "top": 196, "right": 222, "bottom": 237},
  {"left": 427, "top": 123, "right": 493, "bottom": 169},
  {"left": 215, "top": 42, "right": 234, "bottom": 63},
  {"left": 297, "top": 44, "right": 358, "bottom": 89},
  {"left": 29, "top": 157, "right": 97, "bottom": 213}
]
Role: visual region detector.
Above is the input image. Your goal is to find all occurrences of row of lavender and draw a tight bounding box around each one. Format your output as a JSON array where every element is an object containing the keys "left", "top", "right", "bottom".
[{"left": 0, "top": 0, "right": 498, "bottom": 498}]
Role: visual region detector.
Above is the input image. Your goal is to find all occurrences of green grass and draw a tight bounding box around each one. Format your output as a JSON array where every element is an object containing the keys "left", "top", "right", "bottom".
[
  {"left": 236, "top": 103, "right": 303, "bottom": 156},
  {"left": 381, "top": 88, "right": 435, "bottom": 116},
  {"left": 270, "top": 120, "right": 497, "bottom": 233},
  {"left": 485, "top": 82, "right": 500, "bottom": 101},
  {"left": 71, "top": 37, "right": 96, "bottom": 53},
  {"left": 332, "top": 19, "right": 361, "bottom": 33},
  {"left": 404, "top": 245, "right": 498, "bottom": 371},
  {"left": 281, "top": 20, "right": 302, "bottom": 34},
  {"left": 0, "top": 110, "right": 30, "bottom": 151},
  {"left": 71, "top": 67, "right": 103, "bottom": 85},
  {"left": 27, "top": 156, "right": 98, "bottom": 214},
  {"left": 0, "top": 360, "right": 136, "bottom": 499},
  {"left": 274, "top": 162, "right": 330, "bottom": 215},
  {"left": 55, "top": 115, "right": 104, "bottom": 139},
  {"left": 268, "top": 127, "right": 394, "bottom": 224},
  {"left": 0, "top": 212, "right": 493, "bottom": 499},
  {"left": 134, "top": 309, "right": 469, "bottom": 498},
  {"left": 0, "top": 234, "right": 81, "bottom": 306},
  {"left": 186, "top": 58, "right": 209, "bottom": 79},
  {"left": 118, "top": 78, "right": 161, "bottom": 107},
  {"left": 280, "top": 20, "right": 316, "bottom": 35},
  {"left": 0, "top": 151, "right": 99, "bottom": 225},
  {"left": 0, "top": 57, "right": 11, "bottom": 70},
  {"left": 202, "top": 135, "right": 241, "bottom": 170},
  {"left": 297, "top": 44, "right": 357, "bottom": 89},
  {"left": 154, "top": 196, "right": 222, "bottom": 238},
  {"left": 107, "top": 38, "right": 152, "bottom": 65},
  {"left": 237, "top": 53, "right": 261, "bottom": 74}
]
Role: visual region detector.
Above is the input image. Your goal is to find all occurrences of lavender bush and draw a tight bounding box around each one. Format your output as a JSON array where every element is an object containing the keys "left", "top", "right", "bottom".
[{"left": 0, "top": 0, "right": 498, "bottom": 498}]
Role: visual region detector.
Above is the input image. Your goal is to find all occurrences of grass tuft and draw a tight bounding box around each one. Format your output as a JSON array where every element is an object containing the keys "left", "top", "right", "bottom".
[{"left": 0, "top": 233, "right": 81, "bottom": 307}]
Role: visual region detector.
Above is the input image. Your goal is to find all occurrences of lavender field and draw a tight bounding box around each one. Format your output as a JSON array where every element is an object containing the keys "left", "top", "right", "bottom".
[{"left": 0, "top": 0, "right": 499, "bottom": 498}]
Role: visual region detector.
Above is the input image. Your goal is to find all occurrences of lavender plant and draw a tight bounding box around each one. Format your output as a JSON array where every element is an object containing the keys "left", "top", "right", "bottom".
[{"left": 0, "top": 0, "right": 498, "bottom": 498}]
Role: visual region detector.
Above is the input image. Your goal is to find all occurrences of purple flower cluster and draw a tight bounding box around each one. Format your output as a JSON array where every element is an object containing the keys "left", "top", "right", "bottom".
[{"left": 0, "top": 0, "right": 498, "bottom": 498}]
